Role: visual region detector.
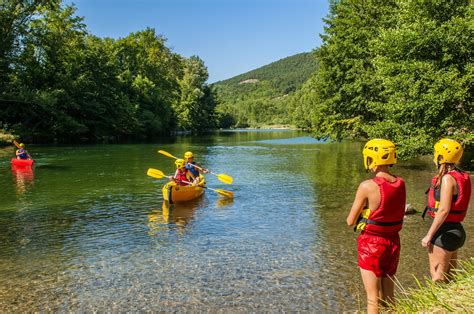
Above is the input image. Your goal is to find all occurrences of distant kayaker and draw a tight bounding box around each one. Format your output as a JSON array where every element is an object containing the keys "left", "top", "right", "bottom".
[
  {"left": 421, "top": 139, "right": 471, "bottom": 282},
  {"left": 16, "top": 143, "right": 32, "bottom": 160},
  {"left": 169, "top": 159, "right": 197, "bottom": 186},
  {"left": 184, "top": 151, "right": 208, "bottom": 184},
  {"left": 346, "top": 139, "right": 406, "bottom": 314}
]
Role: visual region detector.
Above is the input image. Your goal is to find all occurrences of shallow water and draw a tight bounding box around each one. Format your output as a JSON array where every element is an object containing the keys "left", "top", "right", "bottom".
[{"left": 0, "top": 130, "right": 472, "bottom": 311}]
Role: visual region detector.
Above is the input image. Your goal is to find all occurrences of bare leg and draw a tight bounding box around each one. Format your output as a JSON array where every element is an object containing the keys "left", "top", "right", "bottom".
[
  {"left": 381, "top": 276, "right": 395, "bottom": 306},
  {"left": 446, "top": 250, "right": 458, "bottom": 281},
  {"left": 428, "top": 244, "right": 455, "bottom": 282},
  {"left": 360, "top": 268, "right": 381, "bottom": 314}
]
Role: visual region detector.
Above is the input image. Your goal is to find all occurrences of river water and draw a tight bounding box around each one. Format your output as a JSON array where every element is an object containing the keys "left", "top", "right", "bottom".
[{"left": 0, "top": 130, "right": 472, "bottom": 311}]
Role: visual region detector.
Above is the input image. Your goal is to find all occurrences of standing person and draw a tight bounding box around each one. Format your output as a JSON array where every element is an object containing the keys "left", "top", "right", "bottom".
[
  {"left": 16, "top": 143, "right": 31, "bottom": 160},
  {"left": 169, "top": 159, "right": 197, "bottom": 186},
  {"left": 421, "top": 139, "right": 471, "bottom": 282},
  {"left": 184, "top": 151, "right": 208, "bottom": 184},
  {"left": 346, "top": 139, "right": 406, "bottom": 314}
]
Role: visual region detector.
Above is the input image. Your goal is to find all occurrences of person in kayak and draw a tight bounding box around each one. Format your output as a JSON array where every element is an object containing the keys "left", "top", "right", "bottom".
[
  {"left": 421, "top": 139, "right": 471, "bottom": 282},
  {"left": 169, "top": 159, "right": 197, "bottom": 186},
  {"left": 184, "top": 151, "right": 208, "bottom": 184},
  {"left": 346, "top": 139, "right": 406, "bottom": 314},
  {"left": 16, "top": 143, "right": 32, "bottom": 160}
]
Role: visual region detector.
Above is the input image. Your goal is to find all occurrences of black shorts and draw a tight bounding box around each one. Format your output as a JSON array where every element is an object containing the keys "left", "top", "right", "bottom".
[{"left": 432, "top": 222, "right": 466, "bottom": 252}]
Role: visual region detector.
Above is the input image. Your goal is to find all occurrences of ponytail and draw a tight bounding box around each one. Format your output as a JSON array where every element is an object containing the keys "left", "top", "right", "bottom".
[
  {"left": 434, "top": 162, "right": 456, "bottom": 189},
  {"left": 434, "top": 164, "right": 447, "bottom": 189}
]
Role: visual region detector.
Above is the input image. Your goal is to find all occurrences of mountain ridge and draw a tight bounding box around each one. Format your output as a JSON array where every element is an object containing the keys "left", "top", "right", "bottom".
[{"left": 213, "top": 52, "right": 318, "bottom": 128}]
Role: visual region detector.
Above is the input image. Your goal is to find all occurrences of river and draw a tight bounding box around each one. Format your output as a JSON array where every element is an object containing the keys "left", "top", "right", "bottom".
[{"left": 0, "top": 130, "right": 472, "bottom": 311}]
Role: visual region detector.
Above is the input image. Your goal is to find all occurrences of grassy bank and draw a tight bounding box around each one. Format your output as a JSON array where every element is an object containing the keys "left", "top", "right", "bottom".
[{"left": 391, "top": 258, "right": 474, "bottom": 312}]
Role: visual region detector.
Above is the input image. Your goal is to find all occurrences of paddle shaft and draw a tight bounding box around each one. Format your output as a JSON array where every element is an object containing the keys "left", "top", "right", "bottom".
[{"left": 13, "top": 140, "right": 32, "bottom": 159}]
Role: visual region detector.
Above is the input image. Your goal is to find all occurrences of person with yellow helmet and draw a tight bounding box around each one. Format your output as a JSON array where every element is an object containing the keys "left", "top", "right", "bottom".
[
  {"left": 346, "top": 139, "right": 406, "bottom": 313},
  {"left": 421, "top": 139, "right": 471, "bottom": 282},
  {"left": 168, "top": 159, "right": 197, "bottom": 186},
  {"left": 184, "top": 151, "right": 208, "bottom": 184},
  {"left": 15, "top": 143, "right": 31, "bottom": 160}
]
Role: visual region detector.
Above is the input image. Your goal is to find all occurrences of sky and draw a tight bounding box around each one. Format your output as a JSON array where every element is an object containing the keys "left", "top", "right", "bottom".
[{"left": 65, "top": 0, "right": 330, "bottom": 83}]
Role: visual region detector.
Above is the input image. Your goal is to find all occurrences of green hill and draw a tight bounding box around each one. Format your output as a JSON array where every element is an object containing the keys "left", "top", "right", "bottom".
[{"left": 213, "top": 52, "right": 318, "bottom": 128}]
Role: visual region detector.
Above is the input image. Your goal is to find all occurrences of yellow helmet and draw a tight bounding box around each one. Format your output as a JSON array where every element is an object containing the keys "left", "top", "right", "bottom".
[
  {"left": 362, "top": 139, "right": 397, "bottom": 170},
  {"left": 433, "top": 138, "right": 463, "bottom": 165},
  {"left": 19, "top": 143, "right": 25, "bottom": 148},
  {"left": 175, "top": 159, "right": 186, "bottom": 169},
  {"left": 184, "top": 151, "right": 193, "bottom": 159}
]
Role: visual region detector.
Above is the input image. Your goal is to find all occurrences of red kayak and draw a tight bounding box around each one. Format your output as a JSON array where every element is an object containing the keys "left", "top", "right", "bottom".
[{"left": 11, "top": 158, "right": 34, "bottom": 167}]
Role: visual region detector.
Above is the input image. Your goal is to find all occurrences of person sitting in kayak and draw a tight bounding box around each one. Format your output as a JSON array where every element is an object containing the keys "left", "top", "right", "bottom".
[
  {"left": 16, "top": 143, "right": 31, "bottom": 160},
  {"left": 169, "top": 159, "right": 197, "bottom": 186},
  {"left": 184, "top": 151, "right": 208, "bottom": 184}
]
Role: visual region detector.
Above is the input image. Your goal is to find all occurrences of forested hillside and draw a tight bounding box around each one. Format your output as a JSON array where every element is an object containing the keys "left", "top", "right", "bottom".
[
  {"left": 213, "top": 52, "right": 318, "bottom": 128},
  {"left": 0, "top": 1, "right": 217, "bottom": 144}
]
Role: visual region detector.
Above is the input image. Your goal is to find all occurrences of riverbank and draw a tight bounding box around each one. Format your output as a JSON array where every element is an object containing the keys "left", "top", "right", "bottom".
[
  {"left": 0, "top": 130, "right": 15, "bottom": 146},
  {"left": 390, "top": 258, "right": 474, "bottom": 312}
]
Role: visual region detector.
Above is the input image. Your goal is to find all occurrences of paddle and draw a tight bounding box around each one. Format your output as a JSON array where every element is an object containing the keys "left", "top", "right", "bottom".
[
  {"left": 13, "top": 140, "right": 32, "bottom": 160},
  {"left": 158, "top": 150, "right": 233, "bottom": 185},
  {"left": 147, "top": 168, "right": 234, "bottom": 198}
]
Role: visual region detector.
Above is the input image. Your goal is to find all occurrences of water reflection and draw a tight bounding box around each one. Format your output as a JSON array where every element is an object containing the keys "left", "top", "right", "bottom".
[
  {"left": 215, "top": 197, "right": 234, "bottom": 208},
  {"left": 11, "top": 165, "right": 34, "bottom": 195},
  {"left": 147, "top": 199, "right": 203, "bottom": 236}
]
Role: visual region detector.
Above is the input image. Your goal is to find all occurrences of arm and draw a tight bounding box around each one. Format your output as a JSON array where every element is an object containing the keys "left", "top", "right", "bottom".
[
  {"left": 169, "top": 169, "right": 179, "bottom": 181},
  {"left": 188, "top": 162, "right": 209, "bottom": 174},
  {"left": 347, "top": 181, "right": 369, "bottom": 226},
  {"left": 422, "top": 174, "right": 456, "bottom": 247}
]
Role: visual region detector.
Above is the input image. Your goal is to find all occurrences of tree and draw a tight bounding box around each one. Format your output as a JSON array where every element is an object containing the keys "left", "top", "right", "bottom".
[
  {"left": 307, "top": 0, "right": 398, "bottom": 140},
  {"left": 368, "top": 0, "right": 473, "bottom": 158},
  {"left": 176, "top": 56, "right": 215, "bottom": 131}
]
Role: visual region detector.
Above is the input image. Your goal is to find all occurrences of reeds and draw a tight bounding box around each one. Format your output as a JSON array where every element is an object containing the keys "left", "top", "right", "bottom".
[{"left": 388, "top": 258, "right": 474, "bottom": 313}]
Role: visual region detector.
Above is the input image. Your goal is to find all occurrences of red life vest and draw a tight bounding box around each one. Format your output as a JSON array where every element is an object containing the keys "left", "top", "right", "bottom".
[
  {"left": 427, "top": 170, "right": 471, "bottom": 222},
  {"left": 362, "top": 176, "right": 406, "bottom": 235},
  {"left": 175, "top": 168, "right": 190, "bottom": 185}
]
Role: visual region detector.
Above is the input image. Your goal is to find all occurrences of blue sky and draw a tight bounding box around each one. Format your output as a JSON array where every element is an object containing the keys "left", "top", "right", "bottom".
[{"left": 66, "top": 0, "right": 329, "bottom": 83}]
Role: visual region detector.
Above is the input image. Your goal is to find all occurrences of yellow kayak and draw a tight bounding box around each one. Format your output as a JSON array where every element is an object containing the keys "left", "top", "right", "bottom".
[{"left": 162, "top": 176, "right": 206, "bottom": 203}]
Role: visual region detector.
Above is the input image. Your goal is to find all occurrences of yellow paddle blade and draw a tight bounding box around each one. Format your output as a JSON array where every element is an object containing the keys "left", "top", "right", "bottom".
[
  {"left": 12, "top": 140, "right": 20, "bottom": 148},
  {"left": 158, "top": 150, "right": 178, "bottom": 159},
  {"left": 147, "top": 168, "right": 166, "bottom": 179},
  {"left": 217, "top": 173, "right": 233, "bottom": 185},
  {"left": 211, "top": 188, "right": 233, "bottom": 198}
]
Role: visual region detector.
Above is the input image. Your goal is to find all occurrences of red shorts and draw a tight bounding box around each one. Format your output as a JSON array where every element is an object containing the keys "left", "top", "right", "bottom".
[{"left": 358, "top": 232, "right": 400, "bottom": 277}]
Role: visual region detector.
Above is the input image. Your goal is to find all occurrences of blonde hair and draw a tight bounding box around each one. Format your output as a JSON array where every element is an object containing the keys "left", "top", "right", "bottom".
[{"left": 434, "top": 155, "right": 456, "bottom": 189}]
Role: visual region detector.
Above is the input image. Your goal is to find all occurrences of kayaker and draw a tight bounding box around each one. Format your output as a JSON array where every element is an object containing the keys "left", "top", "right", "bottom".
[
  {"left": 16, "top": 143, "right": 31, "bottom": 160},
  {"left": 421, "top": 139, "right": 471, "bottom": 282},
  {"left": 169, "top": 159, "right": 197, "bottom": 186},
  {"left": 184, "top": 151, "right": 208, "bottom": 183},
  {"left": 346, "top": 139, "right": 406, "bottom": 314}
]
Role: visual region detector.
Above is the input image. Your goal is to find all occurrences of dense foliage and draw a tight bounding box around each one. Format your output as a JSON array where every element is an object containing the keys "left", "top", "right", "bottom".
[
  {"left": 0, "top": 1, "right": 216, "bottom": 143},
  {"left": 213, "top": 52, "right": 318, "bottom": 128},
  {"left": 292, "top": 0, "right": 473, "bottom": 159}
]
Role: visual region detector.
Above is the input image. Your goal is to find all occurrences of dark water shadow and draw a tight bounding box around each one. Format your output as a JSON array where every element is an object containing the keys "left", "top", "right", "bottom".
[
  {"left": 397, "top": 163, "right": 432, "bottom": 171},
  {"left": 34, "top": 164, "right": 72, "bottom": 171}
]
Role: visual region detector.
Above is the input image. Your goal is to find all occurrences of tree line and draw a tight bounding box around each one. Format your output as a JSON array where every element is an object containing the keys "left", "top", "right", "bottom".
[{"left": 0, "top": 0, "right": 217, "bottom": 143}]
